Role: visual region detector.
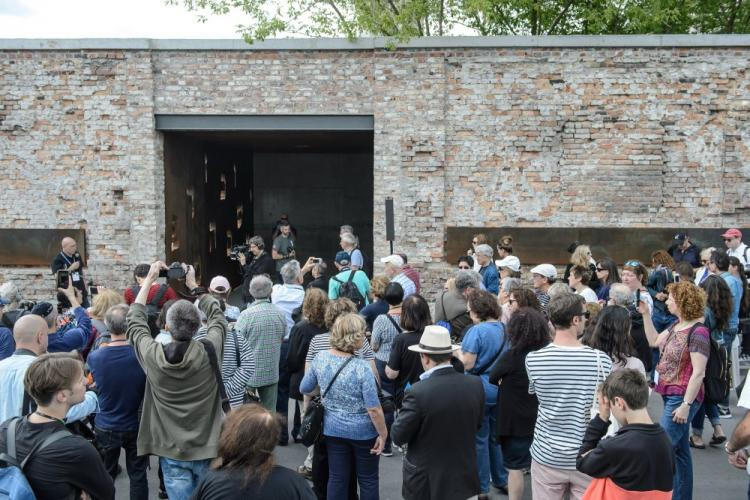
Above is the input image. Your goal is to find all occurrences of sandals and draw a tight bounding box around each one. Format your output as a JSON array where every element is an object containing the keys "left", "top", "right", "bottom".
[
  {"left": 689, "top": 435, "right": 706, "bottom": 449},
  {"left": 710, "top": 434, "right": 727, "bottom": 446}
]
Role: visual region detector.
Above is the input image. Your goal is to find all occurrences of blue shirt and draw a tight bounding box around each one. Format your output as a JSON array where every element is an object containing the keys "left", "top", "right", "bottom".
[
  {"left": 47, "top": 306, "right": 93, "bottom": 353},
  {"left": 721, "top": 272, "right": 742, "bottom": 330},
  {"left": 360, "top": 300, "right": 389, "bottom": 332},
  {"left": 0, "top": 327, "right": 14, "bottom": 361},
  {"left": 300, "top": 351, "right": 380, "bottom": 440},
  {"left": 87, "top": 344, "right": 146, "bottom": 431},
  {"left": 461, "top": 321, "right": 507, "bottom": 405},
  {"left": 479, "top": 264, "right": 500, "bottom": 295}
]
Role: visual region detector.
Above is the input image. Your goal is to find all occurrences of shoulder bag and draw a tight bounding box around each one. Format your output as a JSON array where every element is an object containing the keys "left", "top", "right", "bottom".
[{"left": 299, "top": 356, "right": 354, "bottom": 447}]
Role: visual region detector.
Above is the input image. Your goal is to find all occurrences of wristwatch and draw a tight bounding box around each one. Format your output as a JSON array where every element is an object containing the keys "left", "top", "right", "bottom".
[{"left": 725, "top": 442, "right": 736, "bottom": 454}]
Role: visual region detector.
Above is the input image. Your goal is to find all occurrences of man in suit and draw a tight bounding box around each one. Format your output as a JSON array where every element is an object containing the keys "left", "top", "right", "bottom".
[{"left": 391, "top": 325, "right": 485, "bottom": 500}]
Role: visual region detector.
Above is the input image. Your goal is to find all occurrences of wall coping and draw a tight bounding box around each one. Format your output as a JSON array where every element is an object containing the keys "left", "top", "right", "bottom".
[{"left": 1, "top": 35, "right": 750, "bottom": 51}]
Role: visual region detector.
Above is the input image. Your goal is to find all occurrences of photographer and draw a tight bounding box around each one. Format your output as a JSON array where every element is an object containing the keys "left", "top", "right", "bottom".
[
  {"left": 50, "top": 237, "right": 89, "bottom": 308},
  {"left": 272, "top": 221, "right": 296, "bottom": 277},
  {"left": 126, "top": 261, "right": 228, "bottom": 499},
  {"left": 34, "top": 281, "right": 93, "bottom": 354},
  {"left": 301, "top": 256, "right": 329, "bottom": 292},
  {"left": 123, "top": 264, "right": 178, "bottom": 307},
  {"left": 238, "top": 236, "right": 275, "bottom": 304}
]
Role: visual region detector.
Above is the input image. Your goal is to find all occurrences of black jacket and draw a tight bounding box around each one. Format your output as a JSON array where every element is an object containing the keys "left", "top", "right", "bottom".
[
  {"left": 241, "top": 252, "right": 276, "bottom": 302},
  {"left": 287, "top": 320, "right": 326, "bottom": 400},
  {"left": 391, "top": 367, "right": 484, "bottom": 500},
  {"left": 489, "top": 350, "right": 538, "bottom": 437},
  {"left": 577, "top": 416, "right": 674, "bottom": 494}
]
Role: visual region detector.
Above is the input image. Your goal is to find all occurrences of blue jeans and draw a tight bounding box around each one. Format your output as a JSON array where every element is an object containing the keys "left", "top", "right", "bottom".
[
  {"left": 159, "top": 457, "right": 211, "bottom": 500},
  {"left": 326, "top": 436, "right": 379, "bottom": 500},
  {"left": 95, "top": 427, "right": 148, "bottom": 500},
  {"left": 661, "top": 396, "right": 700, "bottom": 500},
  {"left": 476, "top": 404, "right": 508, "bottom": 493},
  {"left": 691, "top": 400, "right": 720, "bottom": 434}
]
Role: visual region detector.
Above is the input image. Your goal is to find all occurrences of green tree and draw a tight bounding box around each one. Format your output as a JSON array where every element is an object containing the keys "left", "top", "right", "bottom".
[{"left": 167, "top": 0, "right": 750, "bottom": 42}]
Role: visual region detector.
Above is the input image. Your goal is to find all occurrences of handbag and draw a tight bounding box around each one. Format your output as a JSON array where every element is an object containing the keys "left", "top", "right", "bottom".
[{"left": 299, "top": 356, "right": 354, "bottom": 447}]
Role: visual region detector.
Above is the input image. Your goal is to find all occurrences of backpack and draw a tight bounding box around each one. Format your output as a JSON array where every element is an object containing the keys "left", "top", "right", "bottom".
[
  {"left": 0, "top": 418, "right": 71, "bottom": 500},
  {"left": 333, "top": 270, "right": 366, "bottom": 310},
  {"left": 130, "top": 284, "right": 168, "bottom": 337},
  {"left": 686, "top": 324, "right": 730, "bottom": 405},
  {"left": 1, "top": 309, "right": 31, "bottom": 330}
]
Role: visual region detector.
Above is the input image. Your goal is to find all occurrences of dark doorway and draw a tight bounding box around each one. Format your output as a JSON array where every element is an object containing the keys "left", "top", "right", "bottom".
[{"left": 163, "top": 130, "right": 374, "bottom": 288}]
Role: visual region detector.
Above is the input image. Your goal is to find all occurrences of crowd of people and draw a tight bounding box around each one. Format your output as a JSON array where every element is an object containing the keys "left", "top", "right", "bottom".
[{"left": 0, "top": 225, "right": 748, "bottom": 500}]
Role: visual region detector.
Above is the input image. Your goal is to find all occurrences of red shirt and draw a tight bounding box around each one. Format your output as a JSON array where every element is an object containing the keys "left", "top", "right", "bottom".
[
  {"left": 123, "top": 283, "right": 178, "bottom": 307},
  {"left": 402, "top": 265, "right": 421, "bottom": 295}
]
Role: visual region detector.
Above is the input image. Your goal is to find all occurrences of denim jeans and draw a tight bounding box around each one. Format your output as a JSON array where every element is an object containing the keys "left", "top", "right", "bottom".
[
  {"left": 95, "top": 427, "right": 148, "bottom": 500},
  {"left": 476, "top": 404, "right": 508, "bottom": 493},
  {"left": 661, "top": 396, "right": 700, "bottom": 500},
  {"left": 326, "top": 435, "right": 379, "bottom": 500},
  {"left": 691, "top": 400, "right": 721, "bottom": 434},
  {"left": 159, "top": 457, "right": 211, "bottom": 500}
]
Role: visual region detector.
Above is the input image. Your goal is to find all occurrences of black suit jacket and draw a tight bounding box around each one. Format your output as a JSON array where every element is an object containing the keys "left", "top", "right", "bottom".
[{"left": 391, "top": 366, "right": 484, "bottom": 500}]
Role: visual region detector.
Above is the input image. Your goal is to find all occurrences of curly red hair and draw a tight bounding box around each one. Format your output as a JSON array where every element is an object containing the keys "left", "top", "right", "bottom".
[{"left": 666, "top": 281, "right": 706, "bottom": 321}]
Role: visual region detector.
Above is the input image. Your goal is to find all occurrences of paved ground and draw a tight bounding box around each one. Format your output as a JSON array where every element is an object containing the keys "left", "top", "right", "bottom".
[{"left": 115, "top": 389, "right": 750, "bottom": 499}]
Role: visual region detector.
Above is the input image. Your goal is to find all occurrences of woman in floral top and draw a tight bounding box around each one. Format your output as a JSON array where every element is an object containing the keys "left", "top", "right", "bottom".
[{"left": 639, "top": 280, "right": 710, "bottom": 500}]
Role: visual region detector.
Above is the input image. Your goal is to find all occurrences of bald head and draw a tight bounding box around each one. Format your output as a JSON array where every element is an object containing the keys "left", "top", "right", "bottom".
[
  {"left": 61, "top": 237, "right": 77, "bottom": 256},
  {"left": 13, "top": 314, "right": 48, "bottom": 355}
]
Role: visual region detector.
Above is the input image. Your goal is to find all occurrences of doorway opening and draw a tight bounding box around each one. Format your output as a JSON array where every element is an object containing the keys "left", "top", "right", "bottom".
[{"left": 163, "top": 129, "right": 374, "bottom": 287}]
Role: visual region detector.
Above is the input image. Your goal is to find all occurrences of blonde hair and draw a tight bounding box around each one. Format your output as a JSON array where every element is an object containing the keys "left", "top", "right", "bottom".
[
  {"left": 570, "top": 245, "right": 592, "bottom": 267},
  {"left": 329, "top": 313, "right": 366, "bottom": 353},
  {"left": 369, "top": 275, "right": 390, "bottom": 300},
  {"left": 90, "top": 289, "right": 125, "bottom": 320}
]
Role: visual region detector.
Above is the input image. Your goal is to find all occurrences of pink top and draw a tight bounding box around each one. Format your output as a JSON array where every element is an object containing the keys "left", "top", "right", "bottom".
[{"left": 655, "top": 323, "right": 710, "bottom": 402}]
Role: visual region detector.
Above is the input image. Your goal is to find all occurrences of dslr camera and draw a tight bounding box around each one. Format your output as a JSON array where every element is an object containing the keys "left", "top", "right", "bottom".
[
  {"left": 159, "top": 262, "right": 187, "bottom": 281},
  {"left": 229, "top": 244, "right": 249, "bottom": 261}
]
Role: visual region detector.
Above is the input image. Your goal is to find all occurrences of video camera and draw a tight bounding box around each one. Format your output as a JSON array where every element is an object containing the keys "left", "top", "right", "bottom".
[
  {"left": 229, "top": 244, "right": 249, "bottom": 261},
  {"left": 159, "top": 262, "right": 187, "bottom": 281}
]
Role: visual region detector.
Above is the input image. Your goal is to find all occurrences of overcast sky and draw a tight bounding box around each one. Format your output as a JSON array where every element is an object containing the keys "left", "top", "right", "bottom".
[{"left": 0, "top": 0, "right": 247, "bottom": 38}]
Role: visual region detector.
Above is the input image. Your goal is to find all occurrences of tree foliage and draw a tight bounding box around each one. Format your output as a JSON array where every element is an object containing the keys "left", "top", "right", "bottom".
[{"left": 167, "top": 0, "right": 750, "bottom": 42}]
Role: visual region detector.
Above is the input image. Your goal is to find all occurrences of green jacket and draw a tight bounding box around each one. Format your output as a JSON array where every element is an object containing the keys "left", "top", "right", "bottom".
[{"left": 126, "top": 295, "right": 227, "bottom": 461}]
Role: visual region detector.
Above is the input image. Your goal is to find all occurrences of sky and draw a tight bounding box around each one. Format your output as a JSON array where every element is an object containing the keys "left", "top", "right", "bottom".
[{"left": 0, "top": 0, "right": 248, "bottom": 38}]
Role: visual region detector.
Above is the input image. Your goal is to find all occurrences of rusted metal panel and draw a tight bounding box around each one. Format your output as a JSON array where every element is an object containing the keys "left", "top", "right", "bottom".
[
  {"left": 446, "top": 227, "right": 747, "bottom": 266},
  {"left": 0, "top": 229, "right": 86, "bottom": 266}
]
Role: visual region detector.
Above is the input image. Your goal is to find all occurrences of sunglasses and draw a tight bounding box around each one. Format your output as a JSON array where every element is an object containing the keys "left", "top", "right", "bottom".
[
  {"left": 724, "top": 238, "right": 734, "bottom": 242},
  {"left": 596, "top": 267, "right": 605, "bottom": 272},
  {"left": 624, "top": 260, "right": 642, "bottom": 267}
]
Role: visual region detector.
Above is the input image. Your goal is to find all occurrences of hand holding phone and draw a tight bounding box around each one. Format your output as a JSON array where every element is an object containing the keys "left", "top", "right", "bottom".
[{"left": 57, "top": 270, "right": 70, "bottom": 289}]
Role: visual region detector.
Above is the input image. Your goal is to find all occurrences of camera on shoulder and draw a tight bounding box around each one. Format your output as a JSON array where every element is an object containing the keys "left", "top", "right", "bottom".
[{"left": 229, "top": 244, "right": 249, "bottom": 261}]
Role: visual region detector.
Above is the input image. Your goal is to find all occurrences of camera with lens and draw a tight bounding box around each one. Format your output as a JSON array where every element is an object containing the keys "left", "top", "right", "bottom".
[
  {"left": 159, "top": 262, "right": 187, "bottom": 281},
  {"left": 229, "top": 244, "right": 249, "bottom": 261}
]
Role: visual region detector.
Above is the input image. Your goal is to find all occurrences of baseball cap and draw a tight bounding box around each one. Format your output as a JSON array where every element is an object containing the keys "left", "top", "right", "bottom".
[
  {"left": 335, "top": 251, "right": 351, "bottom": 265},
  {"left": 530, "top": 264, "right": 557, "bottom": 280},
  {"left": 495, "top": 255, "right": 521, "bottom": 273},
  {"left": 673, "top": 232, "right": 687, "bottom": 241},
  {"left": 722, "top": 228, "right": 742, "bottom": 240},
  {"left": 31, "top": 302, "right": 54, "bottom": 317},
  {"left": 209, "top": 276, "right": 231, "bottom": 293},
  {"left": 380, "top": 255, "right": 405, "bottom": 267}
]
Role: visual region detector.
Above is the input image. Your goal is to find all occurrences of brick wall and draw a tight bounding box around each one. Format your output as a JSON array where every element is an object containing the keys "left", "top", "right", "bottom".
[{"left": 1, "top": 41, "right": 749, "bottom": 303}]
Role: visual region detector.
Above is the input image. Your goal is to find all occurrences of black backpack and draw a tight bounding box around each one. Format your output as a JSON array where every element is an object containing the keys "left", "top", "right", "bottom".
[
  {"left": 686, "top": 323, "right": 730, "bottom": 405},
  {"left": 130, "top": 284, "right": 169, "bottom": 336},
  {"left": 333, "top": 270, "right": 366, "bottom": 310}
]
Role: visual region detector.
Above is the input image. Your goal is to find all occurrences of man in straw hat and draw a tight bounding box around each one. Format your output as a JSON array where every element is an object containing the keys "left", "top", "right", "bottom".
[{"left": 391, "top": 325, "right": 485, "bottom": 500}]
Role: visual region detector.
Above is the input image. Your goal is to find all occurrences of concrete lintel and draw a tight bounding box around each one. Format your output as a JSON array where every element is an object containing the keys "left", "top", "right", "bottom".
[
  {"left": 1, "top": 35, "right": 750, "bottom": 51},
  {"left": 154, "top": 114, "right": 375, "bottom": 131}
]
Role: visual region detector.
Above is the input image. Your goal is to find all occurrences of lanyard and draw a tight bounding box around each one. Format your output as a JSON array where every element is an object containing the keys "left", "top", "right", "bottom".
[{"left": 60, "top": 252, "right": 75, "bottom": 266}]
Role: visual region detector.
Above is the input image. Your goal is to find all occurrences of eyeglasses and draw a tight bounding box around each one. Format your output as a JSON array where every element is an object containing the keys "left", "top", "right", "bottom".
[
  {"left": 624, "top": 260, "right": 642, "bottom": 267},
  {"left": 595, "top": 268, "right": 605, "bottom": 272},
  {"left": 580, "top": 311, "right": 591, "bottom": 319},
  {"left": 458, "top": 265, "right": 471, "bottom": 270}
]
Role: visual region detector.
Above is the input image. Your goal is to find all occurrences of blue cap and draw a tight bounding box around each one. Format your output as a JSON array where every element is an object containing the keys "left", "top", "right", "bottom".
[{"left": 335, "top": 251, "right": 351, "bottom": 265}]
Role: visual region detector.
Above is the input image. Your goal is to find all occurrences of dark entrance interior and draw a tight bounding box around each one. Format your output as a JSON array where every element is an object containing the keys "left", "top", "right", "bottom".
[{"left": 163, "top": 130, "right": 374, "bottom": 287}]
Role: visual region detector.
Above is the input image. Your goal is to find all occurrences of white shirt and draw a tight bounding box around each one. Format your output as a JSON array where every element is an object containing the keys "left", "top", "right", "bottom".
[
  {"left": 728, "top": 243, "right": 749, "bottom": 268},
  {"left": 271, "top": 284, "right": 305, "bottom": 339},
  {"left": 577, "top": 287, "right": 598, "bottom": 303}
]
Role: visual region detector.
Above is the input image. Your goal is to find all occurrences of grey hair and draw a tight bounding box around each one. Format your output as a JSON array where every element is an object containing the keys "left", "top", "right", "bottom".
[
  {"left": 248, "top": 235, "right": 264, "bottom": 250},
  {"left": 314, "top": 261, "right": 328, "bottom": 275},
  {"left": 165, "top": 299, "right": 201, "bottom": 341},
  {"left": 249, "top": 275, "right": 273, "bottom": 299},
  {"left": 474, "top": 244, "right": 493, "bottom": 258},
  {"left": 455, "top": 270, "right": 481, "bottom": 293},
  {"left": 700, "top": 247, "right": 716, "bottom": 260},
  {"left": 547, "top": 282, "right": 572, "bottom": 299},
  {"left": 280, "top": 260, "right": 301, "bottom": 284},
  {"left": 104, "top": 304, "right": 129, "bottom": 336},
  {"left": 340, "top": 232, "right": 357, "bottom": 246},
  {"left": 608, "top": 283, "right": 634, "bottom": 307},
  {"left": 340, "top": 225, "right": 354, "bottom": 234},
  {"left": 501, "top": 277, "right": 522, "bottom": 294}
]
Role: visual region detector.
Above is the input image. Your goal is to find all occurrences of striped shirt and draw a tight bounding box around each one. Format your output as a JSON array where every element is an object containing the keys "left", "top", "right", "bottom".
[
  {"left": 195, "top": 324, "right": 255, "bottom": 408},
  {"left": 236, "top": 299, "right": 287, "bottom": 387},
  {"left": 392, "top": 273, "right": 416, "bottom": 299},
  {"left": 525, "top": 344, "right": 612, "bottom": 470},
  {"left": 306, "top": 333, "right": 375, "bottom": 365}
]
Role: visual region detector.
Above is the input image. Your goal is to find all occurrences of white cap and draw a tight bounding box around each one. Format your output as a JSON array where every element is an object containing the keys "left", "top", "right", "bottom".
[
  {"left": 209, "top": 275, "right": 231, "bottom": 293},
  {"left": 380, "top": 254, "right": 404, "bottom": 267},
  {"left": 530, "top": 264, "right": 557, "bottom": 280},
  {"left": 495, "top": 255, "right": 521, "bottom": 273}
]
